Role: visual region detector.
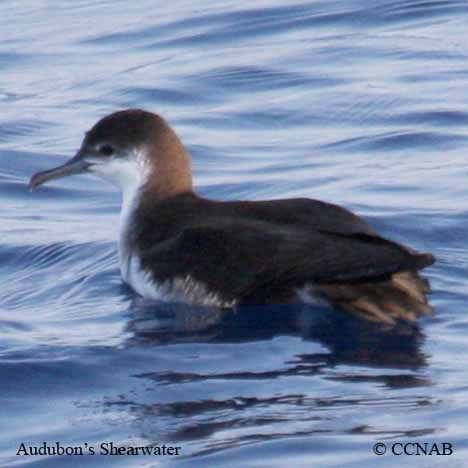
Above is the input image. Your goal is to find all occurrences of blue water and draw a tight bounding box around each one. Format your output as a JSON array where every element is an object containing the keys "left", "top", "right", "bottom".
[{"left": 2, "top": 0, "right": 468, "bottom": 466}]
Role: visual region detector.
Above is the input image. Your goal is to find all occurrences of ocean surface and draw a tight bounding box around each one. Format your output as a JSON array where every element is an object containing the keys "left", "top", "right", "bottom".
[{"left": 2, "top": 1, "right": 468, "bottom": 466}]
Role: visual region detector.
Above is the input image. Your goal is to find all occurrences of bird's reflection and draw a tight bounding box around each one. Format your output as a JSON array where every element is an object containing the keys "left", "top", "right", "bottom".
[
  {"left": 91, "top": 297, "right": 436, "bottom": 453},
  {"left": 125, "top": 297, "right": 428, "bottom": 370}
]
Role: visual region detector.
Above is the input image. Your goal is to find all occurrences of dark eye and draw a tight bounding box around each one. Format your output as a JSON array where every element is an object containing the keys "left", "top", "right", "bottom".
[{"left": 99, "top": 144, "right": 114, "bottom": 156}]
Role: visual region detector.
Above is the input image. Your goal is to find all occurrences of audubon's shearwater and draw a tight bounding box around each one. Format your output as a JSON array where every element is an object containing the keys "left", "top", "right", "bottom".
[{"left": 29, "top": 109, "right": 434, "bottom": 325}]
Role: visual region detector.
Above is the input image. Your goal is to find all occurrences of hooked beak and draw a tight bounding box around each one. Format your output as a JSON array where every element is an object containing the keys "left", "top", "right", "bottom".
[{"left": 29, "top": 152, "right": 91, "bottom": 191}]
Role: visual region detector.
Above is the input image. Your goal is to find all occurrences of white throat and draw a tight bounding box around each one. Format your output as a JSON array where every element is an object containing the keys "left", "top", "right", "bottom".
[
  {"left": 119, "top": 179, "right": 143, "bottom": 281},
  {"left": 89, "top": 150, "right": 149, "bottom": 191},
  {"left": 89, "top": 151, "right": 150, "bottom": 282}
]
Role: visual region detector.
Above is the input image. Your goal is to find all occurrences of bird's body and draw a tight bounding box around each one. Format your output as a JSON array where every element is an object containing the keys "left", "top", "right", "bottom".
[{"left": 30, "top": 109, "right": 434, "bottom": 325}]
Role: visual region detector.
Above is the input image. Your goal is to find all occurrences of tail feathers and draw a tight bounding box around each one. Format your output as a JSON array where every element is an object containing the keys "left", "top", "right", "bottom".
[
  {"left": 316, "top": 270, "right": 432, "bottom": 325},
  {"left": 408, "top": 252, "right": 435, "bottom": 271}
]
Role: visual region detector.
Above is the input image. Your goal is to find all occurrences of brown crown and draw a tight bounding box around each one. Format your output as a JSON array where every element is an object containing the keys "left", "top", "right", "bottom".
[{"left": 84, "top": 109, "right": 170, "bottom": 149}]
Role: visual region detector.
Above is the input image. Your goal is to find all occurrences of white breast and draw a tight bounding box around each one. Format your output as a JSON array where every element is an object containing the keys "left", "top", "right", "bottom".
[
  {"left": 117, "top": 173, "right": 158, "bottom": 298},
  {"left": 94, "top": 153, "right": 155, "bottom": 298}
]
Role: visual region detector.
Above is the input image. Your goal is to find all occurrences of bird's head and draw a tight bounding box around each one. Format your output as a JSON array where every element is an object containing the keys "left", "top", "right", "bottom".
[{"left": 30, "top": 109, "right": 193, "bottom": 198}]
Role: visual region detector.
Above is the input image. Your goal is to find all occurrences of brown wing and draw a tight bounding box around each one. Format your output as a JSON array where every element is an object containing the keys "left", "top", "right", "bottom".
[{"left": 142, "top": 221, "right": 433, "bottom": 307}]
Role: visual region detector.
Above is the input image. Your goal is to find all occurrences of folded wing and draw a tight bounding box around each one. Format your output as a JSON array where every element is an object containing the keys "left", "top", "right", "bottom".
[{"left": 141, "top": 219, "right": 433, "bottom": 324}]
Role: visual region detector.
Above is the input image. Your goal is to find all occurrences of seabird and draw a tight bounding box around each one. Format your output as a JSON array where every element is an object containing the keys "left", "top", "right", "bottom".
[{"left": 29, "top": 109, "right": 434, "bottom": 325}]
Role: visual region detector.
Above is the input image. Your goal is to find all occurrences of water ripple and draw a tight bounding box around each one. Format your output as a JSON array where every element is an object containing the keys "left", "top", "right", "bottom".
[{"left": 1, "top": 0, "right": 468, "bottom": 466}]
